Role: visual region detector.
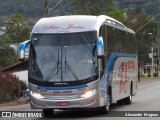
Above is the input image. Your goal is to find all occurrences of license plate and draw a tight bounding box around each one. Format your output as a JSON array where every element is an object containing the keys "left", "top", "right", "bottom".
[{"left": 56, "top": 102, "right": 69, "bottom": 106}]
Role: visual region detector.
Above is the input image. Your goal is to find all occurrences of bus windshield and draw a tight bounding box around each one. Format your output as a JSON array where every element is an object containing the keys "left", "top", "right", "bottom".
[{"left": 29, "top": 31, "right": 98, "bottom": 82}]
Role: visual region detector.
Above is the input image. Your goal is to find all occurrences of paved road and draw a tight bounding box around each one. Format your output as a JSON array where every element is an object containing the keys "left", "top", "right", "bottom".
[{"left": 0, "top": 79, "right": 160, "bottom": 120}]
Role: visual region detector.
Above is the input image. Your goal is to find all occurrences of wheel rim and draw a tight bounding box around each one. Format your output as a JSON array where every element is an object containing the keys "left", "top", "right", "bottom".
[
  {"left": 106, "top": 94, "right": 110, "bottom": 111},
  {"left": 130, "top": 95, "right": 132, "bottom": 102},
  {"left": 130, "top": 85, "right": 132, "bottom": 102}
]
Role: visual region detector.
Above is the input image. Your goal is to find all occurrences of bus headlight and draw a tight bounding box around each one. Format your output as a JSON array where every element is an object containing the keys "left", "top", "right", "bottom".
[
  {"left": 30, "top": 91, "right": 45, "bottom": 99},
  {"left": 81, "top": 89, "right": 97, "bottom": 98}
]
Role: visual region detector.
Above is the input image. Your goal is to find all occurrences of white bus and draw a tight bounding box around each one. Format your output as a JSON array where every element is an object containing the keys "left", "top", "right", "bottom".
[{"left": 19, "top": 15, "right": 138, "bottom": 117}]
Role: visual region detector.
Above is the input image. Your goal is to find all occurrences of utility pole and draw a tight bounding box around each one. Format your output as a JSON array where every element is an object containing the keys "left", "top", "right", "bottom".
[
  {"left": 44, "top": 0, "right": 63, "bottom": 17},
  {"left": 148, "top": 33, "right": 154, "bottom": 78},
  {"left": 45, "top": 0, "right": 49, "bottom": 17},
  {"left": 157, "top": 23, "right": 160, "bottom": 77},
  {"left": 151, "top": 47, "right": 154, "bottom": 78}
]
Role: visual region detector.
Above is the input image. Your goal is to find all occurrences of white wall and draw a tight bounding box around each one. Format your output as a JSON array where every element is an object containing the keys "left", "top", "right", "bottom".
[{"left": 13, "top": 70, "right": 28, "bottom": 86}]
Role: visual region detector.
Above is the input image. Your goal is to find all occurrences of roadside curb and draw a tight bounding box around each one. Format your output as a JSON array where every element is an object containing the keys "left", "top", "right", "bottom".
[{"left": 139, "top": 78, "right": 160, "bottom": 85}]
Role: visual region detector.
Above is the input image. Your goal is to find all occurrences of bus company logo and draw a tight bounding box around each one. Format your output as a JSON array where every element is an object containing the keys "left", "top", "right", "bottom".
[
  {"left": 43, "top": 24, "right": 85, "bottom": 31},
  {"left": 119, "top": 62, "right": 127, "bottom": 93},
  {"left": 119, "top": 60, "right": 136, "bottom": 93},
  {"left": 128, "top": 60, "right": 135, "bottom": 69},
  {"left": 43, "top": 25, "right": 60, "bottom": 30},
  {"left": 53, "top": 90, "right": 72, "bottom": 95}
]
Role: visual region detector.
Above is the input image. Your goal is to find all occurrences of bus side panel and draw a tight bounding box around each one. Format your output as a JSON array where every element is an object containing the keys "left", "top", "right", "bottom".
[
  {"left": 132, "top": 57, "right": 138, "bottom": 96},
  {"left": 113, "top": 57, "right": 137, "bottom": 101},
  {"left": 106, "top": 53, "right": 138, "bottom": 103}
]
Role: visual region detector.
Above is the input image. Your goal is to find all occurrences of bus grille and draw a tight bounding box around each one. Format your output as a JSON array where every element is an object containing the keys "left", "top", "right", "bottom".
[{"left": 45, "top": 95, "right": 80, "bottom": 100}]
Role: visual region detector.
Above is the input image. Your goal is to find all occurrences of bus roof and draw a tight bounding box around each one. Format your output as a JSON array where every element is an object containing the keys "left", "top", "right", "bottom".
[{"left": 32, "top": 15, "right": 135, "bottom": 34}]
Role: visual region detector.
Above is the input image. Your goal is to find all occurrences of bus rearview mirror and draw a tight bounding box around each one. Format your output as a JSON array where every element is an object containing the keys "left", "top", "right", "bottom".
[
  {"left": 18, "top": 40, "right": 30, "bottom": 61},
  {"left": 97, "top": 36, "right": 104, "bottom": 57}
]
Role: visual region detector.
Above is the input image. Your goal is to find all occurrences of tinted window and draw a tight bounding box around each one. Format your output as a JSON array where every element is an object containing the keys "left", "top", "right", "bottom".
[{"left": 106, "top": 26, "right": 136, "bottom": 54}]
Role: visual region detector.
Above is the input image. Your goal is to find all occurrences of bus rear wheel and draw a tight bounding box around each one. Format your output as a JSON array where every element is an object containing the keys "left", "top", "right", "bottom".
[
  {"left": 124, "top": 84, "right": 132, "bottom": 104},
  {"left": 117, "top": 83, "right": 132, "bottom": 105},
  {"left": 43, "top": 109, "right": 54, "bottom": 117}
]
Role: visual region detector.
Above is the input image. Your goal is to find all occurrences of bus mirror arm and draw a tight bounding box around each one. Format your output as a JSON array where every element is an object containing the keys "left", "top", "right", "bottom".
[
  {"left": 18, "top": 40, "right": 30, "bottom": 61},
  {"left": 92, "top": 44, "right": 96, "bottom": 64},
  {"left": 98, "top": 56, "right": 105, "bottom": 79}
]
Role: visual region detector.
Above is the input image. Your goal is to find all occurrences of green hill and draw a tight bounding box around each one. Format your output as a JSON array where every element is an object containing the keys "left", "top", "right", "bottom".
[
  {"left": 0, "top": 0, "right": 159, "bottom": 20},
  {"left": 0, "top": 0, "right": 71, "bottom": 18}
]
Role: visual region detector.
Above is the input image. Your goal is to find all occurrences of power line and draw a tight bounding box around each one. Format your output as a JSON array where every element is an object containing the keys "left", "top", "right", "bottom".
[
  {"left": 45, "top": 0, "right": 63, "bottom": 17},
  {"left": 135, "top": 12, "right": 160, "bottom": 33},
  {"left": 49, "top": 0, "right": 62, "bottom": 14}
]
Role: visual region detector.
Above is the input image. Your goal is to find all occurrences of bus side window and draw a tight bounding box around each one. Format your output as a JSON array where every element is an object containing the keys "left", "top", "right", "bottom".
[
  {"left": 99, "top": 25, "right": 107, "bottom": 52},
  {"left": 120, "top": 30, "right": 126, "bottom": 53},
  {"left": 107, "top": 26, "right": 115, "bottom": 53},
  {"left": 99, "top": 25, "right": 107, "bottom": 65}
]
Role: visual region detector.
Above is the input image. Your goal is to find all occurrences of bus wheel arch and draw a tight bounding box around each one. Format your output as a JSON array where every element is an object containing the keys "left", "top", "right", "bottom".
[
  {"left": 99, "top": 85, "right": 111, "bottom": 114},
  {"left": 125, "top": 81, "right": 133, "bottom": 104},
  {"left": 117, "top": 82, "right": 133, "bottom": 105}
]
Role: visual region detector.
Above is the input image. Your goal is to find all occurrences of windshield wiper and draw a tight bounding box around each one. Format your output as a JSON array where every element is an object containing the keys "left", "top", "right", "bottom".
[
  {"left": 45, "top": 50, "right": 61, "bottom": 81},
  {"left": 64, "top": 61, "right": 79, "bottom": 80},
  {"left": 64, "top": 47, "right": 79, "bottom": 80}
]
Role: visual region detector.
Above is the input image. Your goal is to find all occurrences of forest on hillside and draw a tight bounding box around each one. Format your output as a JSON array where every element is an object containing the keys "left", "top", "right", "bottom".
[
  {"left": 0, "top": 0, "right": 160, "bottom": 19},
  {"left": 115, "top": 0, "right": 160, "bottom": 18},
  {"left": 0, "top": 0, "right": 71, "bottom": 18}
]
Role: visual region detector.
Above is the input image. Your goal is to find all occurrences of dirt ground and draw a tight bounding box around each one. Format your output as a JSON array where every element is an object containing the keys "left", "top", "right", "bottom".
[
  {"left": 0, "top": 100, "right": 18, "bottom": 107},
  {"left": 0, "top": 98, "right": 29, "bottom": 107}
]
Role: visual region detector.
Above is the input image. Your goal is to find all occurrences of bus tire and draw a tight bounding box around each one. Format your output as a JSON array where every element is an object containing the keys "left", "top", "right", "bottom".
[
  {"left": 43, "top": 109, "right": 54, "bottom": 117},
  {"left": 124, "top": 83, "right": 132, "bottom": 105},
  {"left": 117, "top": 99, "right": 125, "bottom": 105}
]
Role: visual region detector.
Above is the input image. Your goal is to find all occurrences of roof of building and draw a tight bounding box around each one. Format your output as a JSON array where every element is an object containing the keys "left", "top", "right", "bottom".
[{"left": 0, "top": 59, "right": 28, "bottom": 73}]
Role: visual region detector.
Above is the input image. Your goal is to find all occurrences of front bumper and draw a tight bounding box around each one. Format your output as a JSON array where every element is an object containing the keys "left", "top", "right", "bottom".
[{"left": 30, "top": 91, "right": 100, "bottom": 109}]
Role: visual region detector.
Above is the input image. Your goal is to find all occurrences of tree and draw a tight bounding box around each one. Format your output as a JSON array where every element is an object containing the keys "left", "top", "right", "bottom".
[
  {"left": 134, "top": 14, "right": 157, "bottom": 67},
  {"left": 107, "top": 9, "right": 127, "bottom": 22},
  {"left": 125, "top": 9, "right": 157, "bottom": 67},
  {"left": 70, "top": 0, "right": 115, "bottom": 15},
  {"left": 107, "top": 7, "right": 158, "bottom": 67},
  {"left": 0, "top": 36, "right": 18, "bottom": 68},
  {"left": 6, "top": 13, "right": 30, "bottom": 43},
  {"left": 0, "top": 72, "right": 27, "bottom": 101}
]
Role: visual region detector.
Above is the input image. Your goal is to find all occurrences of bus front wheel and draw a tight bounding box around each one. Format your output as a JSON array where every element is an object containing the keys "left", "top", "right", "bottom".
[{"left": 99, "top": 94, "right": 110, "bottom": 114}]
